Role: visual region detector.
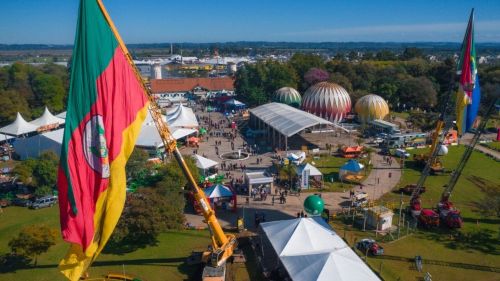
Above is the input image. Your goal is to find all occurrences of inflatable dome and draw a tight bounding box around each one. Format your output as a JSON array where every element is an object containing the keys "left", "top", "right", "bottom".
[
  {"left": 303, "top": 195, "right": 324, "bottom": 216},
  {"left": 301, "top": 82, "right": 351, "bottom": 123},
  {"left": 273, "top": 87, "right": 302, "bottom": 108},
  {"left": 354, "top": 94, "right": 390, "bottom": 123}
]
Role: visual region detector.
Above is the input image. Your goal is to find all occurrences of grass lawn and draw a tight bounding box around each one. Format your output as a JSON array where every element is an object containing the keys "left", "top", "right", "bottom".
[
  {"left": 330, "top": 145, "right": 500, "bottom": 281},
  {"left": 0, "top": 206, "right": 222, "bottom": 281},
  {"left": 482, "top": 141, "right": 500, "bottom": 152}
]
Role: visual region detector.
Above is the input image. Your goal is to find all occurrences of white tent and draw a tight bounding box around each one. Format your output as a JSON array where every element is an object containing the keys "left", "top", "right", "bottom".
[
  {"left": 0, "top": 133, "right": 14, "bottom": 143},
  {"left": 143, "top": 110, "right": 167, "bottom": 126},
  {"left": 136, "top": 125, "right": 196, "bottom": 149},
  {"left": 13, "top": 129, "right": 64, "bottom": 159},
  {"left": 296, "top": 163, "right": 322, "bottom": 177},
  {"left": 0, "top": 112, "right": 39, "bottom": 136},
  {"left": 260, "top": 218, "right": 380, "bottom": 281},
  {"left": 55, "top": 111, "right": 67, "bottom": 119},
  {"left": 30, "top": 107, "right": 65, "bottom": 127},
  {"left": 193, "top": 154, "right": 218, "bottom": 170},
  {"left": 166, "top": 104, "right": 199, "bottom": 128}
]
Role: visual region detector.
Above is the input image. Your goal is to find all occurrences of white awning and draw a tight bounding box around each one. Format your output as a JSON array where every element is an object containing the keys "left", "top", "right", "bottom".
[
  {"left": 0, "top": 112, "right": 39, "bottom": 136},
  {"left": 193, "top": 154, "right": 218, "bottom": 170},
  {"left": 249, "top": 103, "right": 333, "bottom": 137}
]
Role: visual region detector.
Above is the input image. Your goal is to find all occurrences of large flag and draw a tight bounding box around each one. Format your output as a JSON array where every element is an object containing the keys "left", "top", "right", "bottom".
[
  {"left": 57, "top": 0, "right": 149, "bottom": 280},
  {"left": 456, "top": 9, "right": 480, "bottom": 135}
]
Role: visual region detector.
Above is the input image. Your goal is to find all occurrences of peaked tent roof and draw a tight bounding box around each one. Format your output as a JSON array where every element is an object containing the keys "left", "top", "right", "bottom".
[
  {"left": 0, "top": 112, "right": 39, "bottom": 136},
  {"left": 260, "top": 218, "right": 380, "bottom": 281},
  {"left": 0, "top": 133, "right": 14, "bottom": 142},
  {"left": 280, "top": 248, "right": 380, "bottom": 281},
  {"left": 166, "top": 104, "right": 199, "bottom": 128},
  {"left": 204, "top": 184, "right": 233, "bottom": 198},
  {"left": 296, "top": 163, "right": 323, "bottom": 177},
  {"left": 260, "top": 218, "right": 345, "bottom": 257},
  {"left": 193, "top": 154, "right": 219, "bottom": 170},
  {"left": 340, "top": 159, "right": 364, "bottom": 172},
  {"left": 30, "top": 107, "right": 65, "bottom": 127}
]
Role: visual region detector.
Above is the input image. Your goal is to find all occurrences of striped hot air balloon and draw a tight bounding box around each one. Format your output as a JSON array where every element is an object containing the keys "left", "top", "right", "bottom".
[
  {"left": 301, "top": 82, "right": 351, "bottom": 123},
  {"left": 273, "top": 87, "right": 302, "bottom": 108}
]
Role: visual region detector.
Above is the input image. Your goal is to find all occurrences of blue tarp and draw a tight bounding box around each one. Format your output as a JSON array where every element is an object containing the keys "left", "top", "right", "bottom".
[{"left": 340, "top": 159, "right": 363, "bottom": 172}]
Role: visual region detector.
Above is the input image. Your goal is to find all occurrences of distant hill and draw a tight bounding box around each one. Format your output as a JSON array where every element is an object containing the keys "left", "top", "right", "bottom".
[{"left": 2, "top": 42, "right": 500, "bottom": 55}]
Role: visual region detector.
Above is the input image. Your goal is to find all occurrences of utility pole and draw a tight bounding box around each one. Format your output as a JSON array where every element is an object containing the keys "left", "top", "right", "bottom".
[{"left": 398, "top": 192, "right": 403, "bottom": 238}]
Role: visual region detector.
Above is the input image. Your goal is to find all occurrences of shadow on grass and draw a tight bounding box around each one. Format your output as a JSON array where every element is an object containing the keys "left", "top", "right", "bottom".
[
  {"left": 418, "top": 227, "right": 500, "bottom": 255},
  {"left": 102, "top": 238, "right": 159, "bottom": 255},
  {"left": 0, "top": 254, "right": 32, "bottom": 273}
]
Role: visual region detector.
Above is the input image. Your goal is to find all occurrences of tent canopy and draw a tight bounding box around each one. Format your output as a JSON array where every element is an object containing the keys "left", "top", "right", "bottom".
[
  {"left": 204, "top": 184, "right": 233, "bottom": 198},
  {"left": 136, "top": 126, "right": 196, "bottom": 149},
  {"left": 249, "top": 103, "right": 333, "bottom": 137},
  {"left": 13, "top": 129, "right": 64, "bottom": 159},
  {"left": 30, "top": 107, "right": 65, "bottom": 127},
  {"left": 340, "top": 160, "right": 364, "bottom": 173},
  {"left": 342, "top": 146, "right": 363, "bottom": 153},
  {"left": 224, "top": 98, "right": 246, "bottom": 108},
  {"left": 55, "top": 111, "right": 67, "bottom": 119},
  {"left": 297, "top": 163, "right": 322, "bottom": 177},
  {"left": 0, "top": 112, "right": 39, "bottom": 136},
  {"left": 260, "top": 218, "right": 380, "bottom": 281},
  {"left": 193, "top": 154, "right": 218, "bottom": 170},
  {"left": 166, "top": 104, "right": 199, "bottom": 128}
]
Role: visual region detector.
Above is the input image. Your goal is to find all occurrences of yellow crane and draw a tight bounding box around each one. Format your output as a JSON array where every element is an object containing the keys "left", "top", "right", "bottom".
[{"left": 98, "top": 0, "right": 237, "bottom": 269}]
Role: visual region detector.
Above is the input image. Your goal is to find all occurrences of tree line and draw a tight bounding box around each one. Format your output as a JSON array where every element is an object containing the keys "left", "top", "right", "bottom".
[
  {"left": 0, "top": 62, "right": 69, "bottom": 126},
  {"left": 235, "top": 49, "right": 500, "bottom": 116}
]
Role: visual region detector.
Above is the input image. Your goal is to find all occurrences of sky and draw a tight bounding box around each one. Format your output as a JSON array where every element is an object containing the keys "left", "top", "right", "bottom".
[{"left": 0, "top": 0, "right": 499, "bottom": 44}]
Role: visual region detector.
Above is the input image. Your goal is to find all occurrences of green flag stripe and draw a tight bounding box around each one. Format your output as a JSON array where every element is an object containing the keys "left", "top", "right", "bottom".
[{"left": 61, "top": 0, "right": 119, "bottom": 214}]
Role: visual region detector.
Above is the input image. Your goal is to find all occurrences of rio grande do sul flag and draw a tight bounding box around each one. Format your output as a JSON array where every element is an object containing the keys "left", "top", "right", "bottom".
[
  {"left": 57, "top": 0, "right": 148, "bottom": 280},
  {"left": 456, "top": 9, "right": 480, "bottom": 135}
]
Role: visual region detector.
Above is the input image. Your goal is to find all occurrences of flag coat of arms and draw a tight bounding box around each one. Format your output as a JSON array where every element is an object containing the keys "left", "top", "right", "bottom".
[
  {"left": 456, "top": 9, "right": 480, "bottom": 135},
  {"left": 57, "top": 0, "right": 149, "bottom": 279}
]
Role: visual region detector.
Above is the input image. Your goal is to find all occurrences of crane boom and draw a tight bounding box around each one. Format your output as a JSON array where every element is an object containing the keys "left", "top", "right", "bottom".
[
  {"left": 98, "top": 0, "right": 236, "bottom": 267},
  {"left": 441, "top": 98, "right": 499, "bottom": 201}
]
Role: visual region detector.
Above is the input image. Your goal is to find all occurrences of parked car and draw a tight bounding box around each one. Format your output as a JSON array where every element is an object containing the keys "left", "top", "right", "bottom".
[
  {"left": 11, "top": 197, "right": 33, "bottom": 207},
  {"left": 29, "top": 196, "right": 58, "bottom": 209},
  {"left": 394, "top": 148, "right": 410, "bottom": 158},
  {"left": 356, "top": 238, "right": 384, "bottom": 255}
]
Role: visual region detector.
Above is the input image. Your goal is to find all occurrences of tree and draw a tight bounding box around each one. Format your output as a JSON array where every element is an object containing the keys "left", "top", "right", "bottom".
[
  {"left": 304, "top": 68, "right": 329, "bottom": 86},
  {"left": 289, "top": 53, "right": 325, "bottom": 91},
  {"left": 110, "top": 188, "right": 168, "bottom": 249},
  {"left": 329, "top": 72, "right": 353, "bottom": 93},
  {"left": 397, "top": 77, "right": 437, "bottom": 110},
  {"left": 32, "top": 74, "right": 66, "bottom": 112},
  {"left": 0, "top": 89, "right": 30, "bottom": 126},
  {"left": 13, "top": 151, "right": 58, "bottom": 191},
  {"left": 126, "top": 148, "right": 149, "bottom": 178},
  {"left": 8, "top": 224, "right": 57, "bottom": 266},
  {"left": 402, "top": 47, "right": 424, "bottom": 60}
]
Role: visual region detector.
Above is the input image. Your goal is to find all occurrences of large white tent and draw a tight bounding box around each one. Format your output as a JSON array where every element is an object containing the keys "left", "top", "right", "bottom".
[
  {"left": 260, "top": 218, "right": 380, "bottom": 281},
  {"left": 13, "top": 129, "right": 64, "bottom": 159},
  {"left": 30, "top": 107, "right": 65, "bottom": 127},
  {"left": 0, "top": 112, "right": 39, "bottom": 137},
  {"left": 166, "top": 104, "right": 199, "bottom": 128},
  {"left": 55, "top": 111, "right": 67, "bottom": 119},
  {"left": 136, "top": 125, "right": 196, "bottom": 149}
]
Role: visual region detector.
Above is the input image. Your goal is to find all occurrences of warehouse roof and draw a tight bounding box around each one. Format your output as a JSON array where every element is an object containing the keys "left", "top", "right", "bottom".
[{"left": 249, "top": 103, "right": 333, "bottom": 137}]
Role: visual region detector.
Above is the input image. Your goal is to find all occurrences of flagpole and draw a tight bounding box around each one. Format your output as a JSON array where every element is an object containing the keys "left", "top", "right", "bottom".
[{"left": 95, "top": 0, "right": 234, "bottom": 258}]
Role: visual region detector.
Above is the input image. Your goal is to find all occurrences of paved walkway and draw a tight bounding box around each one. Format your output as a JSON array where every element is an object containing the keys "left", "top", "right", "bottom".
[
  {"left": 183, "top": 108, "right": 402, "bottom": 229},
  {"left": 460, "top": 132, "right": 500, "bottom": 161}
]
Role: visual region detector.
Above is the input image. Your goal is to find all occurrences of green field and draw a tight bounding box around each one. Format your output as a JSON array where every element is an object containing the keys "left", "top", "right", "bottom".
[
  {"left": 0, "top": 206, "right": 216, "bottom": 281},
  {"left": 482, "top": 141, "right": 500, "bottom": 152},
  {"left": 332, "top": 145, "right": 500, "bottom": 281}
]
